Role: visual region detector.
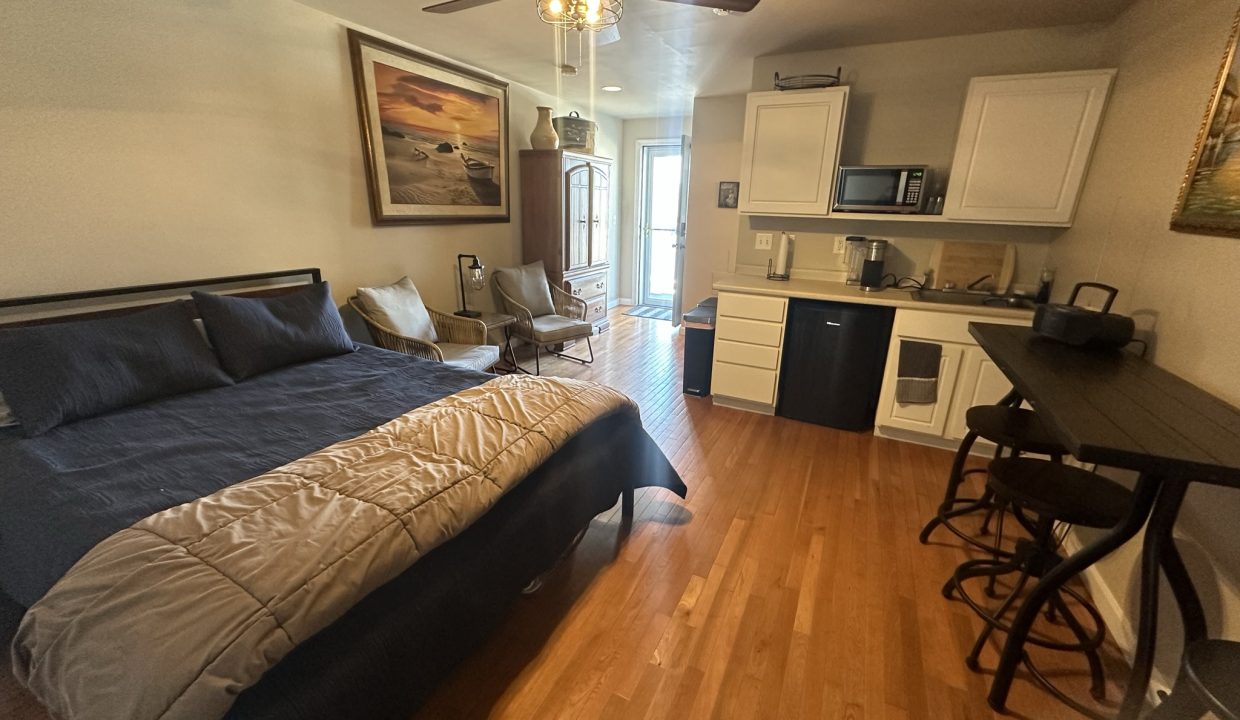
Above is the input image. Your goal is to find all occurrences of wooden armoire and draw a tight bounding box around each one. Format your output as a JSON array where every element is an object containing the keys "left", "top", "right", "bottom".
[{"left": 519, "top": 149, "right": 612, "bottom": 332}]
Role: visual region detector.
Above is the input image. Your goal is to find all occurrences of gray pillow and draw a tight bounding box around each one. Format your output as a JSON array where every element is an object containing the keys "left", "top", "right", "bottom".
[
  {"left": 356, "top": 276, "right": 438, "bottom": 343},
  {"left": 193, "top": 282, "right": 356, "bottom": 380},
  {"left": 0, "top": 301, "right": 233, "bottom": 437},
  {"left": 495, "top": 261, "right": 556, "bottom": 317}
]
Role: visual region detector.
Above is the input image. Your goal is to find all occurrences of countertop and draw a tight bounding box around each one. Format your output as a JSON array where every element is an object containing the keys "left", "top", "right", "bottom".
[{"left": 711, "top": 274, "right": 1036, "bottom": 320}]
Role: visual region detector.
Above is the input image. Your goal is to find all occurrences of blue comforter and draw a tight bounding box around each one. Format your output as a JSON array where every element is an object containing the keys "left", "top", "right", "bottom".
[{"left": 0, "top": 345, "right": 490, "bottom": 608}]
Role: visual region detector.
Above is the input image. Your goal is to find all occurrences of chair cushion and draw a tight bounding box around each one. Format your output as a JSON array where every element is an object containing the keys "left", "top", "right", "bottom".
[
  {"left": 494, "top": 261, "right": 555, "bottom": 318},
  {"left": 193, "top": 282, "right": 356, "bottom": 381},
  {"left": 0, "top": 301, "right": 233, "bottom": 436},
  {"left": 437, "top": 343, "right": 500, "bottom": 373},
  {"left": 530, "top": 314, "right": 593, "bottom": 343},
  {"left": 356, "top": 276, "right": 438, "bottom": 343}
]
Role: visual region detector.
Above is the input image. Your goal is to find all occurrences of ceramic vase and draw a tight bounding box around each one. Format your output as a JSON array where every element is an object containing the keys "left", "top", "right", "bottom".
[{"left": 530, "top": 106, "right": 559, "bottom": 150}]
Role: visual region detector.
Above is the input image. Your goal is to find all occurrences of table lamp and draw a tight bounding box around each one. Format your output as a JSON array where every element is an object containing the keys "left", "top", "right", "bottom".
[{"left": 456, "top": 254, "right": 485, "bottom": 318}]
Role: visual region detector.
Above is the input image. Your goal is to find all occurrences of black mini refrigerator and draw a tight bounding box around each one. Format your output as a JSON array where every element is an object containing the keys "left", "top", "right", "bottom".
[{"left": 777, "top": 300, "right": 894, "bottom": 430}]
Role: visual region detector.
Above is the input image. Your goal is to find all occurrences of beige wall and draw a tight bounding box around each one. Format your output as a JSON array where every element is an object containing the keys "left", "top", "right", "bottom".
[
  {"left": 0, "top": 0, "right": 621, "bottom": 314},
  {"left": 616, "top": 115, "right": 689, "bottom": 305},
  {"left": 681, "top": 24, "right": 1115, "bottom": 290},
  {"left": 682, "top": 95, "right": 747, "bottom": 307},
  {"left": 1052, "top": 0, "right": 1240, "bottom": 691}
]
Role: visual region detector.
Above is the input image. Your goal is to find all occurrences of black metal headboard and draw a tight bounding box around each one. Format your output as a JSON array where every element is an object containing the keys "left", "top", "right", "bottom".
[{"left": 0, "top": 268, "right": 322, "bottom": 328}]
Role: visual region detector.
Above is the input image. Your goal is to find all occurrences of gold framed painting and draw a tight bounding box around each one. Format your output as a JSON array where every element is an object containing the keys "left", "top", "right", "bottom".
[
  {"left": 347, "top": 29, "right": 510, "bottom": 225},
  {"left": 1171, "top": 7, "right": 1240, "bottom": 235}
]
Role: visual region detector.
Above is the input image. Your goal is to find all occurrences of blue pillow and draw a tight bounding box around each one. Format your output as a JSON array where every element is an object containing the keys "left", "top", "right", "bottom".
[
  {"left": 193, "top": 282, "right": 355, "bottom": 380},
  {"left": 0, "top": 301, "right": 233, "bottom": 437}
]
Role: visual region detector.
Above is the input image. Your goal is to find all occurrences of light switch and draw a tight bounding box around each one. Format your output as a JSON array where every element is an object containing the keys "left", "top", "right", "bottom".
[{"left": 755, "top": 232, "right": 773, "bottom": 250}]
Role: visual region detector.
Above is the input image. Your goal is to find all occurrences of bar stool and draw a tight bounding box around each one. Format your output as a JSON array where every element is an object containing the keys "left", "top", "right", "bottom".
[
  {"left": 943, "top": 457, "right": 1133, "bottom": 719},
  {"left": 920, "top": 402, "right": 1067, "bottom": 553},
  {"left": 1147, "top": 639, "right": 1240, "bottom": 720}
]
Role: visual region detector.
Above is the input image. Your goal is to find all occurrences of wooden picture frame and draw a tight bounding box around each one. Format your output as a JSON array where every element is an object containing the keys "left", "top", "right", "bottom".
[
  {"left": 1171, "top": 6, "right": 1240, "bottom": 236},
  {"left": 347, "top": 29, "right": 510, "bottom": 225}
]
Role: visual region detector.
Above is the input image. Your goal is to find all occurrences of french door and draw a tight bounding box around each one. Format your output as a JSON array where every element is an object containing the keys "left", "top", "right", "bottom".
[{"left": 638, "top": 143, "right": 683, "bottom": 309}]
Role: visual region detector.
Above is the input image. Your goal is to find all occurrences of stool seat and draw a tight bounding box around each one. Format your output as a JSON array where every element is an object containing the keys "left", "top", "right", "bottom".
[
  {"left": 966, "top": 405, "right": 1066, "bottom": 456},
  {"left": 988, "top": 458, "right": 1132, "bottom": 529},
  {"left": 1186, "top": 640, "right": 1240, "bottom": 719}
]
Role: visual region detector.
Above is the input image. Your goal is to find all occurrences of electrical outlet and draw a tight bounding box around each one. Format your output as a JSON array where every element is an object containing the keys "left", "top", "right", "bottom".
[
  {"left": 833, "top": 236, "right": 847, "bottom": 254},
  {"left": 755, "top": 232, "right": 773, "bottom": 250}
]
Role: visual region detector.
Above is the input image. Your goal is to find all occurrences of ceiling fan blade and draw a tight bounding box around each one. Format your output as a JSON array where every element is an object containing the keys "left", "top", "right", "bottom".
[
  {"left": 422, "top": 0, "right": 505, "bottom": 14},
  {"left": 656, "top": 0, "right": 759, "bottom": 11},
  {"left": 596, "top": 24, "right": 621, "bottom": 46}
]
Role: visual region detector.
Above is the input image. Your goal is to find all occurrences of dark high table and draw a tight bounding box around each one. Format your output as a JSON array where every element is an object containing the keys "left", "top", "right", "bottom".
[{"left": 969, "top": 323, "right": 1240, "bottom": 719}]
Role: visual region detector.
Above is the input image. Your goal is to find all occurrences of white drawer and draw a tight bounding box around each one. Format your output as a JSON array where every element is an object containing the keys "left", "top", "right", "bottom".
[
  {"left": 715, "top": 340, "right": 780, "bottom": 370},
  {"left": 716, "top": 316, "right": 784, "bottom": 347},
  {"left": 712, "top": 361, "right": 778, "bottom": 405},
  {"left": 718, "top": 292, "right": 787, "bottom": 323}
]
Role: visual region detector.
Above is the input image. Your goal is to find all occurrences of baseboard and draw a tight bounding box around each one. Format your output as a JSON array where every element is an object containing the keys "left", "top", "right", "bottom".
[
  {"left": 711, "top": 395, "right": 776, "bottom": 415},
  {"left": 1060, "top": 531, "right": 1173, "bottom": 705},
  {"left": 613, "top": 297, "right": 633, "bottom": 308},
  {"left": 873, "top": 425, "right": 999, "bottom": 456}
]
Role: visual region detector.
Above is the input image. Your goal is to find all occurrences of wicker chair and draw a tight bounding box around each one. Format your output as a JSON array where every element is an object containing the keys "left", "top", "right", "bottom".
[
  {"left": 347, "top": 296, "right": 499, "bottom": 372},
  {"left": 492, "top": 271, "right": 594, "bottom": 375}
]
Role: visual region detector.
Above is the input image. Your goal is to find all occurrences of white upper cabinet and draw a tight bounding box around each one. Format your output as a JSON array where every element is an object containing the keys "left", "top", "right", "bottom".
[
  {"left": 738, "top": 87, "right": 848, "bottom": 216},
  {"left": 943, "top": 69, "right": 1116, "bottom": 226}
]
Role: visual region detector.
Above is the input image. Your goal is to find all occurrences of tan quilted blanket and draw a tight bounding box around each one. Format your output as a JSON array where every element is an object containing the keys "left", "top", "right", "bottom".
[{"left": 12, "top": 374, "right": 634, "bottom": 720}]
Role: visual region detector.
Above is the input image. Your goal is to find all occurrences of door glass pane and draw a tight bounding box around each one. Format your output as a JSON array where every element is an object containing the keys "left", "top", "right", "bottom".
[{"left": 645, "top": 148, "right": 681, "bottom": 303}]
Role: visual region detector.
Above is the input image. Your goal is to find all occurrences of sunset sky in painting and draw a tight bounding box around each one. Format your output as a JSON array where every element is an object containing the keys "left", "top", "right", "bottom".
[{"left": 373, "top": 61, "right": 499, "bottom": 141}]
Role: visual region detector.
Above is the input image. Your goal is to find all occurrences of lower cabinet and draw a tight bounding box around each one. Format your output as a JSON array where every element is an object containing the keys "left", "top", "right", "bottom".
[
  {"left": 711, "top": 292, "right": 788, "bottom": 412},
  {"left": 875, "top": 309, "right": 1031, "bottom": 448}
]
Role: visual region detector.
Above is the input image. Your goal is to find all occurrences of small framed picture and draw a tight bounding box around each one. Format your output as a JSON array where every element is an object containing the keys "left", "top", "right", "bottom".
[{"left": 718, "top": 181, "right": 739, "bottom": 209}]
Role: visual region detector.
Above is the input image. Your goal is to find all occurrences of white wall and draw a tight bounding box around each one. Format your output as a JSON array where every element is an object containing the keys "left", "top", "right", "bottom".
[
  {"left": 0, "top": 0, "right": 621, "bottom": 314},
  {"left": 1051, "top": 0, "right": 1240, "bottom": 691},
  {"left": 680, "top": 24, "right": 1114, "bottom": 291},
  {"left": 682, "top": 95, "right": 747, "bottom": 307},
  {"left": 615, "top": 115, "right": 688, "bottom": 305}
]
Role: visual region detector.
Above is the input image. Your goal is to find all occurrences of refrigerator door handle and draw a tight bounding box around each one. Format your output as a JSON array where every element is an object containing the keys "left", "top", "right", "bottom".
[{"left": 825, "top": 321, "right": 842, "bottom": 327}]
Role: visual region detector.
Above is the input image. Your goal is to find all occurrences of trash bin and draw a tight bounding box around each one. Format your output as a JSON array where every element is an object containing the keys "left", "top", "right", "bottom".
[{"left": 682, "top": 298, "right": 717, "bottom": 397}]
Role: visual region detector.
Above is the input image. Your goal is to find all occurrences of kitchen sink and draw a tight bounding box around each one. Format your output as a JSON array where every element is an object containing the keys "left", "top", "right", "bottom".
[{"left": 910, "top": 289, "right": 1035, "bottom": 310}]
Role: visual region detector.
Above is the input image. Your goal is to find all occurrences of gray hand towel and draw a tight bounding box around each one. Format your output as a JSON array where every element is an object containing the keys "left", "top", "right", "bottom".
[{"left": 896, "top": 340, "right": 942, "bottom": 404}]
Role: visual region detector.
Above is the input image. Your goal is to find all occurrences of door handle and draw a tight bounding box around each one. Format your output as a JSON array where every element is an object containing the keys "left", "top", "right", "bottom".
[{"left": 825, "top": 321, "right": 841, "bottom": 327}]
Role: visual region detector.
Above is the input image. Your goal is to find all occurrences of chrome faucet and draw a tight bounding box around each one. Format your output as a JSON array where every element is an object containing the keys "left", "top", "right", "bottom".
[{"left": 967, "top": 273, "right": 995, "bottom": 292}]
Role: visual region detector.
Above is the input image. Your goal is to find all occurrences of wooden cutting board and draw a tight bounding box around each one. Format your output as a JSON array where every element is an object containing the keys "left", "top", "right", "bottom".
[{"left": 928, "top": 241, "right": 1016, "bottom": 292}]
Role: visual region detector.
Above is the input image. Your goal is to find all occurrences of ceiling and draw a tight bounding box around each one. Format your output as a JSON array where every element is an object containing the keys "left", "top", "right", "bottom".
[{"left": 298, "top": 0, "right": 1135, "bottom": 120}]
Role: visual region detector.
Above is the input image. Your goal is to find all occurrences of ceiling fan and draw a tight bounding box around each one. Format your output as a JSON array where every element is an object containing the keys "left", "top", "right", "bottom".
[{"left": 422, "top": 0, "right": 760, "bottom": 22}]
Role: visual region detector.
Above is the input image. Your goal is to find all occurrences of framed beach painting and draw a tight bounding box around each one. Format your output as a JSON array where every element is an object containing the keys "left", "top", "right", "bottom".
[
  {"left": 348, "top": 29, "right": 510, "bottom": 225},
  {"left": 1171, "top": 7, "right": 1240, "bottom": 236}
]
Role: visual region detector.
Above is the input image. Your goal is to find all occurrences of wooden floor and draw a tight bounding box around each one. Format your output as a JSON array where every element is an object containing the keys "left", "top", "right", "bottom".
[{"left": 0, "top": 309, "right": 1126, "bottom": 720}]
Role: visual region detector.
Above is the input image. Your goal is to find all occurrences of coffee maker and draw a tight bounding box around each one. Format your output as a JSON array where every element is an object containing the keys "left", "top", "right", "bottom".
[{"left": 859, "top": 239, "right": 888, "bottom": 292}]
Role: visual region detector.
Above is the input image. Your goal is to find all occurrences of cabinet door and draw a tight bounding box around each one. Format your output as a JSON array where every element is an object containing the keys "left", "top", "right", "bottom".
[
  {"left": 945, "top": 347, "right": 1016, "bottom": 441},
  {"left": 738, "top": 87, "right": 848, "bottom": 216},
  {"left": 589, "top": 164, "right": 610, "bottom": 268},
  {"left": 565, "top": 163, "right": 591, "bottom": 271},
  {"left": 943, "top": 69, "right": 1115, "bottom": 225},
  {"left": 874, "top": 341, "right": 964, "bottom": 437}
]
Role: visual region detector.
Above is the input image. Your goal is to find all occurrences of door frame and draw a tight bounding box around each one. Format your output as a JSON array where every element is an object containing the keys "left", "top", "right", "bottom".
[{"left": 633, "top": 138, "right": 683, "bottom": 308}]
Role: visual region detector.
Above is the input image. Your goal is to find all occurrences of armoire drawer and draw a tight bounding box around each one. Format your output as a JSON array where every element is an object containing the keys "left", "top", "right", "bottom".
[
  {"left": 585, "top": 297, "right": 607, "bottom": 324},
  {"left": 566, "top": 272, "right": 607, "bottom": 301}
]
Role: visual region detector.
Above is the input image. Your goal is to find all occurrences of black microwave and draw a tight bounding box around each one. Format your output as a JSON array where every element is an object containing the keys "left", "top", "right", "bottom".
[{"left": 833, "top": 166, "right": 929, "bottom": 214}]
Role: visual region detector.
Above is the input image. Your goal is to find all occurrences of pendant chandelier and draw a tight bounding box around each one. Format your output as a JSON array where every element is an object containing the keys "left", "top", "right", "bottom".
[{"left": 537, "top": 0, "right": 622, "bottom": 32}]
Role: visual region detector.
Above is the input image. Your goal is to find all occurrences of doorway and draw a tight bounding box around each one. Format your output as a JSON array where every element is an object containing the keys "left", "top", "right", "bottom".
[{"left": 636, "top": 142, "right": 683, "bottom": 310}]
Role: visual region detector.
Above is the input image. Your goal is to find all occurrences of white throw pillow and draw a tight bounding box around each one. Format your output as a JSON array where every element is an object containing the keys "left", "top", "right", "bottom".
[
  {"left": 0, "top": 392, "right": 16, "bottom": 428},
  {"left": 356, "top": 276, "right": 438, "bottom": 343}
]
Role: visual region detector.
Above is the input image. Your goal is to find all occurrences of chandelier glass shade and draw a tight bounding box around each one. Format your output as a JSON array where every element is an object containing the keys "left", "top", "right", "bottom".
[{"left": 537, "top": 0, "right": 622, "bottom": 31}]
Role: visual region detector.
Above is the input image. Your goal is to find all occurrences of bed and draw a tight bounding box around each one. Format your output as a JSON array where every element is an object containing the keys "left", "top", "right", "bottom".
[{"left": 0, "top": 269, "right": 686, "bottom": 720}]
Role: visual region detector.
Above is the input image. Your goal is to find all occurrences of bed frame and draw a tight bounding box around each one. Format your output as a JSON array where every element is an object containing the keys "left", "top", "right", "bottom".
[{"left": 0, "top": 268, "right": 322, "bottom": 328}]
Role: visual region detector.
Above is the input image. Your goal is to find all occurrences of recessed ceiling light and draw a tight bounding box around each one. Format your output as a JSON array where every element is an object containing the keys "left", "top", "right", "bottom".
[{"left": 601, "top": 85, "right": 623, "bottom": 92}]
